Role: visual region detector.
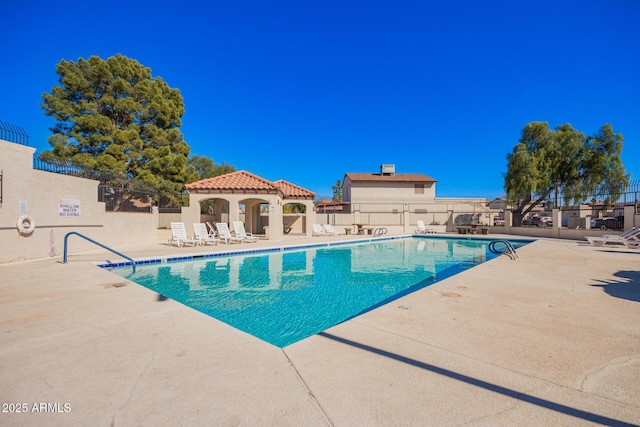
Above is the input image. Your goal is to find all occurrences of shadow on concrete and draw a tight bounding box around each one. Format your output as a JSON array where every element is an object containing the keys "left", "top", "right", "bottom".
[
  {"left": 597, "top": 249, "right": 640, "bottom": 255},
  {"left": 591, "top": 270, "right": 640, "bottom": 303},
  {"left": 157, "top": 294, "right": 168, "bottom": 301},
  {"left": 318, "top": 332, "right": 637, "bottom": 426}
]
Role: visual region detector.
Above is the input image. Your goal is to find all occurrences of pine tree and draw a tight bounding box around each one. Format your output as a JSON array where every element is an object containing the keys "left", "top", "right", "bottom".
[{"left": 41, "top": 54, "right": 198, "bottom": 206}]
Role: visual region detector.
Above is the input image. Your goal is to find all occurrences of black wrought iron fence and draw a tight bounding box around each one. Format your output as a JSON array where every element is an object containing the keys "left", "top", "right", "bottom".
[
  {"left": 98, "top": 185, "right": 154, "bottom": 212},
  {"left": 33, "top": 152, "right": 105, "bottom": 180},
  {"left": 33, "top": 153, "right": 156, "bottom": 212},
  {"left": 0, "top": 120, "right": 29, "bottom": 146},
  {"left": 553, "top": 180, "right": 640, "bottom": 211},
  {"left": 557, "top": 181, "right": 639, "bottom": 229},
  {"left": 505, "top": 180, "right": 640, "bottom": 229}
]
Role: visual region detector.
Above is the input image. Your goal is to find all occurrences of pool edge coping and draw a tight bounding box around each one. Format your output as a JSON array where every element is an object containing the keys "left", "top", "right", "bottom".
[{"left": 95, "top": 234, "right": 536, "bottom": 269}]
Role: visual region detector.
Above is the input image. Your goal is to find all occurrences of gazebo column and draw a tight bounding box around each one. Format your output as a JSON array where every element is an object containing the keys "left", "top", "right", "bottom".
[
  {"left": 181, "top": 198, "right": 201, "bottom": 230},
  {"left": 244, "top": 201, "right": 261, "bottom": 234},
  {"left": 268, "top": 197, "right": 282, "bottom": 240},
  {"left": 229, "top": 198, "right": 241, "bottom": 227},
  {"left": 243, "top": 202, "right": 253, "bottom": 233},
  {"left": 253, "top": 203, "right": 263, "bottom": 234},
  {"left": 213, "top": 199, "right": 226, "bottom": 223},
  {"left": 302, "top": 200, "right": 314, "bottom": 236}
]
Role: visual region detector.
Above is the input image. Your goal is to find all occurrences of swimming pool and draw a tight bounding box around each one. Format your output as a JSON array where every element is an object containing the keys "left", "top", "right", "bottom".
[{"left": 110, "top": 236, "right": 530, "bottom": 347}]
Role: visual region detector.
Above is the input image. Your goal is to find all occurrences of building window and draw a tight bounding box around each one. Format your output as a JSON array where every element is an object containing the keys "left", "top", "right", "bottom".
[{"left": 415, "top": 184, "right": 424, "bottom": 194}]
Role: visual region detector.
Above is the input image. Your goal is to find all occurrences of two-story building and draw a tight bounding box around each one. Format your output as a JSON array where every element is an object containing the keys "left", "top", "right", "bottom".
[
  {"left": 343, "top": 164, "right": 437, "bottom": 204},
  {"left": 316, "top": 164, "right": 494, "bottom": 233}
]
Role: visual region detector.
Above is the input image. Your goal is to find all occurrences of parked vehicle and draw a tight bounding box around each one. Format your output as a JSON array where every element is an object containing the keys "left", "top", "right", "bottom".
[
  {"left": 590, "top": 217, "right": 624, "bottom": 230},
  {"left": 531, "top": 216, "right": 553, "bottom": 227},
  {"left": 540, "top": 216, "right": 553, "bottom": 226}
]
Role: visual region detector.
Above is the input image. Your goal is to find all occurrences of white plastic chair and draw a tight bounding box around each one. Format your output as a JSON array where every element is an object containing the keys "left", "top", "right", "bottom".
[
  {"left": 193, "top": 223, "right": 219, "bottom": 245},
  {"left": 215, "top": 222, "right": 244, "bottom": 244},
  {"left": 206, "top": 222, "right": 218, "bottom": 238},
  {"left": 416, "top": 220, "right": 436, "bottom": 234},
  {"left": 168, "top": 222, "right": 200, "bottom": 247},
  {"left": 312, "top": 224, "right": 326, "bottom": 236},
  {"left": 232, "top": 221, "right": 258, "bottom": 242},
  {"left": 323, "top": 224, "right": 339, "bottom": 236},
  {"left": 587, "top": 228, "right": 640, "bottom": 248}
]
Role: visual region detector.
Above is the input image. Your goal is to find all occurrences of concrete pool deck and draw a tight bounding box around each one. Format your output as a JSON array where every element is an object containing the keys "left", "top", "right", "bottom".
[{"left": 1, "top": 234, "right": 639, "bottom": 426}]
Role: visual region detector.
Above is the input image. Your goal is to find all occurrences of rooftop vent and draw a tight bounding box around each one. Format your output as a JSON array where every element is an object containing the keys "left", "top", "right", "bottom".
[{"left": 380, "top": 164, "right": 395, "bottom": 176}]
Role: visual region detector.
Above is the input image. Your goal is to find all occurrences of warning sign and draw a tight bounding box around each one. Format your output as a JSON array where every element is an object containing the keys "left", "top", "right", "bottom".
[{"left": 58, "top": 198, "right": 81, "bottom": 217}]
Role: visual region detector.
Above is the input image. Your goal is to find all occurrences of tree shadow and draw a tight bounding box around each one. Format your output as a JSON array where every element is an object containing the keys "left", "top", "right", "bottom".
[
  {"left": 591, "top": 270, "right": 640, "bottom": 303},
  {"left": 318, "top": 332, "right": 637, "bottom": 426}
]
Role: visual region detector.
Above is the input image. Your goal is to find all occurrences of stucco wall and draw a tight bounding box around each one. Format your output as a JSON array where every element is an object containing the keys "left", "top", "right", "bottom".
[
  {"left": 0, "top": 139, "right": 158, "bottom": 263},
  {"left": 345, "top": 180, "right": 436, "bottom": 203}
]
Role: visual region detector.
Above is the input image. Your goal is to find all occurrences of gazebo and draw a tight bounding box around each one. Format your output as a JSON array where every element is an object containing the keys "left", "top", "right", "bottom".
[{"left": 183, "top": 171, "right": 315, "bottom": 240}]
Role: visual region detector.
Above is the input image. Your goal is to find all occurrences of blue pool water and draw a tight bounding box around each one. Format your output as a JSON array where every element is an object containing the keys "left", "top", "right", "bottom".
[{"left": 110, "top": 236, "right": 530, "bottom": 347}]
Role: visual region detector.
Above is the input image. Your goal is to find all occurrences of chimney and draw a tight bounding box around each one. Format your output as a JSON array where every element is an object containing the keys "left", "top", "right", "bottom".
[{"left": 380, "top": 164, "right": 395, "bottom": 176}]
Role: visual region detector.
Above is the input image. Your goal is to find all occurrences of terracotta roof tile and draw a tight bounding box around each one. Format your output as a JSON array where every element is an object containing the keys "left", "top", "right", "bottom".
[
  {"left": 273, "top": 180, "right": 315, "bottom": 198},
  {"left": 185, "top": 171, "right": 314, "bottom": 199},
  {"left": 185, "top": 170, "right": 277, "bottom": 192}
]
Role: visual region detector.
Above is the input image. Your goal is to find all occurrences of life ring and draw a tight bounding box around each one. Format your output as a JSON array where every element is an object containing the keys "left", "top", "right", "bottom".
[{"left": 17, "top": 215, "right": 36, "bottom": 235}]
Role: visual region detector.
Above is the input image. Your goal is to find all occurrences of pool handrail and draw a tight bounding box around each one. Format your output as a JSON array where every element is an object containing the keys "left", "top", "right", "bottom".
[
  {"left": 488, "top": 240, "right": 518, "bottom": 260},
  {"left": 373, "top": 227, "right": 388, "bottom": 237},
  {"left": 63, "top": 231, "right": 136, "bottom": 273}
]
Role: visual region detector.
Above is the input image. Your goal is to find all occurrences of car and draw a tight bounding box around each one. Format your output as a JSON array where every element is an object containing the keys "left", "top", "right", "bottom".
[
  {"left": 539, "top": 216, "right": 553, "bottom": 226},
  {"left": 590, "top": 217, "right": 624, "bottom": 230},
  {"left": 531, "top": 216, "right": 553, "bottom": 227},
  {"left": 494, "top": 218, "right": 505, "bottom": 226}
]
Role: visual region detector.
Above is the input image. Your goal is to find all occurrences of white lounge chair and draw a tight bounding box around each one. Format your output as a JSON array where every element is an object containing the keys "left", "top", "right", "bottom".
[
  {"left": 168, "top": 222, "right": 200, "bottom": 247},
  {"left": 323, "top": 224, "right": 340, "bottom": 236},
  {"left": 586, "top": 228, "right": 640, "bottom": 249},
  {"left": 416, "top": 220, "right": 437, "bottom": 234},
  {"left": 586, "top": 226, "right": 636, "bottom": 245},
  {"left": 215, "top": 222, "right": 244, "bottom": 244},
  {"left": 206, "top": 222, "right": 218, "bottom": 238},
  {"left": 193, "top": 223, "right": 219, "bottom": 245},
  {"left": 312, "top": 224, "right": 326, "bottom": 236},
  {"left": 232, "top": 221, "right": 259, "bottom": 242}
]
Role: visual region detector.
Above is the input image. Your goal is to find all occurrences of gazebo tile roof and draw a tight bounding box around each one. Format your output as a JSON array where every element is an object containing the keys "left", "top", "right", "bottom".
[
  {"left": 185, "top": 171, "right": 314, "bottom": 199},
  {"left": 273, "top": 180, "right": 315, "bottom": 198},
  {"left": 185, "top": 170, "right": 278, "bottom": 192}
]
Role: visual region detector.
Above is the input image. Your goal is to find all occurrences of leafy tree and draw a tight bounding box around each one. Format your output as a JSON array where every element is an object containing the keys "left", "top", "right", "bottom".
[
  {"left": 41, "top": 54, "right": 198, "bottom": 206},
  {"left": 332, "top": 179, "right": 343, "bottom": 202},
  {"left": 212, "top": 162, "right": 236, "bottom": 177},
  {"left": 283, "top": 203, "right": 306, "bottom": 213},
  {"left": 189, "top": 155, "right": 236, "bottom": 214},
  {"left": 505, "top": 122, "right": 629, "bottom": 226},
  {"left": 189, "top": 155, "right": 236, "bottom": 180}
]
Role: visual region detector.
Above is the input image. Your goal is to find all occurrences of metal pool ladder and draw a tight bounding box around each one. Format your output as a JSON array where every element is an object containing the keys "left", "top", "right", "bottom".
[
  {"left": 63, "top": 231, "right": 137, "bottom": 273},
  {"left": 373, "top": 227, "right": 388, "bottom": 237},
  {"left": 488, "top": 240, "right": 518, "bottom": 260}
]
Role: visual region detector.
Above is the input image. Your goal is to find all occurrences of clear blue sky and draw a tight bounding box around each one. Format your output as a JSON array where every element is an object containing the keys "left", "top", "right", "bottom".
[{"left": 1, "top": 0, "right": 638, "bottom": 199}]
